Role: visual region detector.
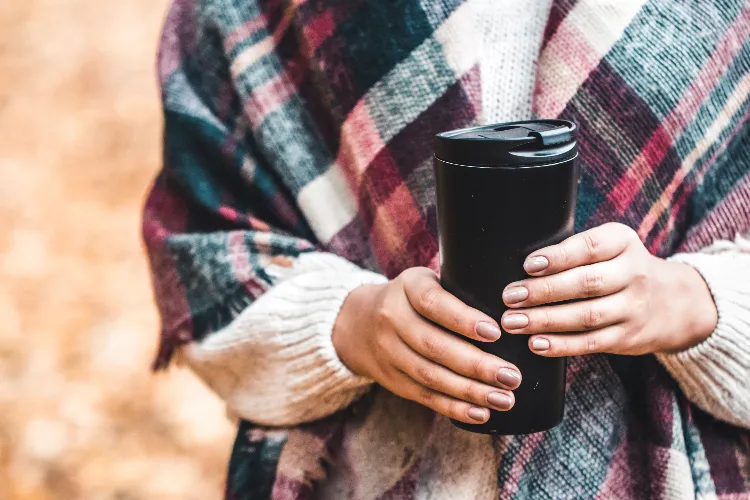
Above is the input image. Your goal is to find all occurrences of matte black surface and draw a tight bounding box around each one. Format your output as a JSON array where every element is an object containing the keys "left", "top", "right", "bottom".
[{"left": 434, "top": 120, "right": 579, "bottom": 435}]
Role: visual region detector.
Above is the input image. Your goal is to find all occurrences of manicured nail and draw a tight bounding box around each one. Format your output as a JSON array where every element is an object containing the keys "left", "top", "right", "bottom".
[
  {"left": 531, "top": 338, "right": 550, "bottom": 351},
  {"left": 476, "top": 321, "right": 502, "bottom": 341},
  {"left": 503, "top": 286, "right": 528, "bottom": 304},
  {"left": 524, "top": 256, "right": 549, "bottom": 274},
  {"left": 496, "top": 368, "right": 522, "bottom": 388},
  {"left": 502, "top": 314, "right": 529, "bottom": 330},
  {"left": 488, "top": 392, "right": 513, "bottom": 410},
  {"left": 468, "top": 407, "right": 489, "bottom": 422}
]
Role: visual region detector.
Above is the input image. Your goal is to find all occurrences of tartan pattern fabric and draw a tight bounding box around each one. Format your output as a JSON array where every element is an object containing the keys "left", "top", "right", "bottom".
[{"left": 142, "top": 0, "right": 750, "bottom": 498}]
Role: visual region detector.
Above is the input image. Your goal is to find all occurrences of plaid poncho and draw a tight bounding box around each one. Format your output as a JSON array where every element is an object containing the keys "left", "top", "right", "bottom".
[{"left": 143, "top": 0, "right": 750, "bottom": 498}]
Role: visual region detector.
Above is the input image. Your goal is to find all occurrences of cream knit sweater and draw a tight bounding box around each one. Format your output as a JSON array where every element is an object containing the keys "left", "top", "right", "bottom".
[{"left": 180, "top": 0, "right": 750, "bottom": 438}]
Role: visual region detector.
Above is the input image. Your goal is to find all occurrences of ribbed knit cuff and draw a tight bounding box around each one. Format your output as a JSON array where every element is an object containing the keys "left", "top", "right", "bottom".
[
  {"left": 657, "top": 247, "right": 750, "bottom": 428},
  {"left": 182, "top": 253, "right": 388, "bottom": 426}
]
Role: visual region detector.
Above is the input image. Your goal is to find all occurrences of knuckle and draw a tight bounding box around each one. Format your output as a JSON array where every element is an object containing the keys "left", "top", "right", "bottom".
[
  {"left": 541, "top": 279, "right": 555, "bottom": 302},
  {"left": 469, "top": 354, "right": 489, "bottom": 380},
  {"left": 373, "top": 332, "right": 390, "bottom": 354},
  {"left": 418, "top": 387, "right": 435, "bottom": 405},
  {"left": 558, "top": 337, "right": 571, "bottom": 356},
  {"left": 633, "top": 305, "right": 648, "bottom": 329},
  {"left": 462, "top": 381, "right": 481, "bottom": 403},
  {"left": 419, "top": 285, "right": 440, "bottom": 314},
  {"left": 606, "top": 221, "right": 627, "bottom": 232},
  {"left": 623, "top": 288, "right": 641, "bottom": 310},
  {"left": 421, "top": 333, "right": 447, "bottom": 360},
  {"left": 447, "top": 399, "right": 463, "bottom": 420},
  {"left": 402, "top": 266, "right": 428, "bottom": 280},
  {"left": 614, "top": 223, "right": 639, "bottom": 243},
  {"left": 633, "top": 268, "right": 649, "bottom": 285},
  {"left": 585, "top": 335, "right": 598, "bottom": 354},
  {"left": 581, "top": 305, "right": 603, "bottom": 329},
  {"left": 397, "top": 268, "right": 412, "bottom": 281},
  {"left": 629, "top": 270, "right": 649, "bottom": 294},
  {"left": 616, "top": 328, "right": 634, "bottom": 351},
  {"left": 540, "top": 309, "right": 554, "bottom": 330},
  {"left": 374, "top": 301, "right": 396, "bottom": 328},
  {"left": 394, "top": 271, "right": 410, "bottom": 290},
  {"left": 415, "top": 266, "right": 437, "bottom": 278},
  {"left": 415, "top": 364, "right": 439, "bottom": 388},
  {"left": 581, "top": 270, "right": 605, "bottom": 297},
  {"left": 619, "top": 338, "right": 635, "bottom": 355},
  {"left": 452, "top": 305, "right": 469, "bottom": 332},
  {"left": 583, "top": 232, "right": 601, "bottom": 259}
]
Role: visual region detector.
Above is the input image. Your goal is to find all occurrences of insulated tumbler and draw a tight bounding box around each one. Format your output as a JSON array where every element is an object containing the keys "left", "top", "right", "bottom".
[{"left": 434, "top": 120, "right": 579, "bottom": 435}]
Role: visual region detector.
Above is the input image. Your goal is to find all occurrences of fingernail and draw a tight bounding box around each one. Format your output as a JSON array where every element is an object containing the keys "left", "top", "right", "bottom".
[
  {"left": 476, "top": 321, "right": 502, "bottom": 341},
  {"left": 502, "top": 314, "right": 529, "bottom": 330},
  {"left": 531, "top": 338, "right": 550, "bottom": 351},
  {"left": 496, "top": 368, "right": 522, "bottom": 388},
  {"left": 524, "top": 256, "right": 549, "bottom": 274},
  {"left": 503, "top": 286, "right": 528, "bottom": 304},
  {"left": 488, "top": 392, "right": 513, "bottom": 410},
  {"left": 468, "top": 407, "right": 488, "bottom": 422}
]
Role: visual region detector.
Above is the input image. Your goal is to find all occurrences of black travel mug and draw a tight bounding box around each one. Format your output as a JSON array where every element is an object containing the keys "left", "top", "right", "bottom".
[{"left": 434, "top": 120, "right": 579, "bottom": 435}]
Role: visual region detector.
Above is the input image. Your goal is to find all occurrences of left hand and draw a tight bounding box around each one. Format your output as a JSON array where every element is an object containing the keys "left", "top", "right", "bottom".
[{"left": 500, "top": 222, "right": 718, "bottom": 357}]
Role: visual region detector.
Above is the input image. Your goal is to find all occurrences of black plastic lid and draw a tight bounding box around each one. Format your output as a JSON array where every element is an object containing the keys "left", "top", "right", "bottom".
[{"left": 434, "top": 120, "right": 577, "bottom": 167}]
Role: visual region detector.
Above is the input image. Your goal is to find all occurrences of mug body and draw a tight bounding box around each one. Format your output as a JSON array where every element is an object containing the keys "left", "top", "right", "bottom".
[{"left": 434, "top": 120, "right": 579, "bottom": 434}]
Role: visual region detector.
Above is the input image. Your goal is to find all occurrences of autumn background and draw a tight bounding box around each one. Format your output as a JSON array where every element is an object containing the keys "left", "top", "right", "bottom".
[{"left": 0, "top": 1, "right": 237, "bottom": 498}]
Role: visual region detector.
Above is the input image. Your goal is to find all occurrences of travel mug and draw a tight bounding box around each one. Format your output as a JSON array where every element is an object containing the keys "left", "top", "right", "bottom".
[{"left": 434, "top": 119, "right": 579, "bottom": 435}]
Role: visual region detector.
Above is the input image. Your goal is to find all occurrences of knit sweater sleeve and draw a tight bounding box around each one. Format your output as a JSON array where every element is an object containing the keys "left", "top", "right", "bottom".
[
  {"left": 180, "top": 252, "right": 386, "bottom": 426},
  {"left": 657, "top": 233, "right": 750, "bottom": 428}
]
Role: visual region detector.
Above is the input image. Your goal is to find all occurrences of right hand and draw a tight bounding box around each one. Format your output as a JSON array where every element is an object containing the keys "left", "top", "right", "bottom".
[{"left": 332, "top": 267, "right": 522, "bottom": 425}]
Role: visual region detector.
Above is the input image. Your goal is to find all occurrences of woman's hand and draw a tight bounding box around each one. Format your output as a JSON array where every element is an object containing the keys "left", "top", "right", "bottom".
[
  {"left": 333, "top": 267, "right": 522, "bottom": 425},
  {"left": 500, "top": 222, "right": 718, "bottom": 357}
]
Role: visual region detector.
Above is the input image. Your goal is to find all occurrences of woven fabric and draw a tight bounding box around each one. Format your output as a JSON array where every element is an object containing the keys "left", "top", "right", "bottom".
[{"left": 142, "top": 0, "right": 750, "bottom": 498}]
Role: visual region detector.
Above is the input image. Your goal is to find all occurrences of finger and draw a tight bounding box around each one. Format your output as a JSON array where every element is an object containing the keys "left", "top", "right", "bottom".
[
  {"left": 402, "top": 267, "right": 502, "bottom": 342},
  {"left": 390, "top": 341, "right": 515, "bottom": 412},
  {"left": 502, "top": 295, "right": 627, "bottom": 334},
  {"left": 503, "top": 260, "right": 631, "bottom": 308},
  {"left": 523, "top": 223, "right": 640, "bottom": 276},
  {"left": 386, "top": 367, "right": 493, "bottom": 425},
  {"left": 398, "top": 319, "right": 522, "bottom": 390},
  {"left": 526, "top": 325, "right": 627, "bottom": 357}
]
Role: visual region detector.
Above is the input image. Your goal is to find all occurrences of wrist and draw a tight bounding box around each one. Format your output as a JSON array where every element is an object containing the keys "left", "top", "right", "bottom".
[
  {"left": 667, "top": 261, "right": 718, "bottom": 351},
  {"left": 332, "top": 283, "right": 384, "bottom": 378}
]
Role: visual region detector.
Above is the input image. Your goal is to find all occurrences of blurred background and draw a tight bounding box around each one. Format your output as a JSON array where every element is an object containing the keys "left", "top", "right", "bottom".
[{"left": 0, "top": 1, "right": 237, "bottom": 498}]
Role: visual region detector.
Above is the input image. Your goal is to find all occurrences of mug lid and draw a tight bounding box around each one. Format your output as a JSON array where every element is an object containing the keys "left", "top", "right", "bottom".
[{"left": 434, "top": 119, "right": 577, "bottom": 167}]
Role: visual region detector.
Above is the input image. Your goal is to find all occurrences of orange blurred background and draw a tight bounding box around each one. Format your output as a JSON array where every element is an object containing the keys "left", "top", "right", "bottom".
[{"left": 0, "top": 1, "right": 236, "bottom": 498}]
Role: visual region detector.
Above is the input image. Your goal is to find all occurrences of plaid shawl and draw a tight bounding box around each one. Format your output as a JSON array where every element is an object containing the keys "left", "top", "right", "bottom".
[{"left": 143, "top": 0, "right": 750, "bottom": 498}]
